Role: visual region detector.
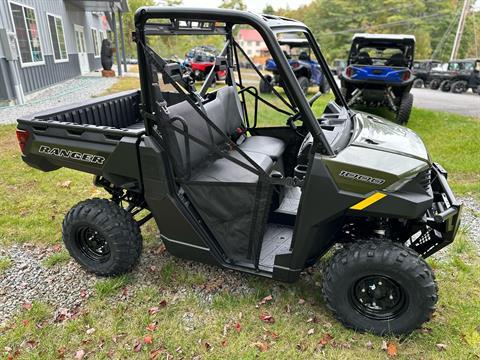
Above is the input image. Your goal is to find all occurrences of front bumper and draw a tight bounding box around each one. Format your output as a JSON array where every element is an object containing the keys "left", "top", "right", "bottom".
[{"left": 410, "top": 163, "right": 462, "bottom": 257}]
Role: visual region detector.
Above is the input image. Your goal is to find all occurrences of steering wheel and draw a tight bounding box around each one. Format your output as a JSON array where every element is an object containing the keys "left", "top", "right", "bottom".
[{"left": 286, "top": 91, "right": 323, "bottom": 130}]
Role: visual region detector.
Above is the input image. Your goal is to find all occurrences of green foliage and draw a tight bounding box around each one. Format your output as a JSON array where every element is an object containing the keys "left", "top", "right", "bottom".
[
  {"left": 42, "top": 251, "right": 70, "bottom": 268},
  {"left": 219, "top": 0, "right": 247, "bottom": 10},
  {"left": 274, "top": 0, "right": 479, "bottom": 62},
  {"left": 0, "top": 256, "right": 13, "bottom": 274},
  {"left": 122, "top": 0, "right": 157, "bottom": 58}
]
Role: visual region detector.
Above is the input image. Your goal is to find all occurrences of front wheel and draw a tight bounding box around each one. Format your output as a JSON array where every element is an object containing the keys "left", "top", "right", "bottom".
[
  {"left": 412, "top": 78, "right": 424, "bottom": 88},
  {"left": 429, "top": 79, "right": 440, "bottom": 90},
  {"left": 322, "top": 240, "right": 437, "bottom": 335},
  {"left": 440, "top": 80, "right": 451, "bottom": 92},
  {"left": 62, "top": 198, "right": 143, "bottom": 276},
  {"left": 297, "top": 76, "right": 309, "bottom": 95}
]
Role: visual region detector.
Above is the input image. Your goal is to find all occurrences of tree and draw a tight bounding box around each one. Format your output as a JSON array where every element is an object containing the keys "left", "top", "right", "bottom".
[
  {"left": 121, "top": 0, "right": 156, "bottom": 57},
  {"left": 263, "top": 4, "right": 275, "bottom": 15},
  {"left": 219, "top": 0, "right": 247, "bottom": 11}
]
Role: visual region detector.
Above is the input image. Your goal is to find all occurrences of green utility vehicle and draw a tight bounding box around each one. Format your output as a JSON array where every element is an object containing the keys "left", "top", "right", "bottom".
[{"left": 16, "top": 8, "right": 461, "bottom": 335}]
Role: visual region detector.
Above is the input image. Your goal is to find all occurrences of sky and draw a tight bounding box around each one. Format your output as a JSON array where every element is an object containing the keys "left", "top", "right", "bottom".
[
  {"left": 170, "top": 0, "right": 480, "bottom": 13},
  {"left": 169, "top": 0, "right": 312, "bottom": 13}
]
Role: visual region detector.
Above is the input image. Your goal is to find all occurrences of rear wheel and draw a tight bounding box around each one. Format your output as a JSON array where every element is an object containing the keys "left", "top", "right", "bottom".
[
  {"left": 259, "top": 77, "right": 273, "bottom": 94},
  {"left": 413, "top": 78, "right": 424, "bottom": 88},
  {"left": 322, "top": 240, "right": 437, "bottom": 335},
  {"left": 440, "top": 80, "right": 451, "bottom": 92},
  {"left": 396, "top": 92, "right": 413, "bottom": 125},
  {"left": 450, "top": 80, "right": 468, "bottom": 94},
  {"left": 297, "top": 76, "right": 309, "bottom": 95},
  {"left": 429, "top": 79, "right": 440, "bottom": 90},
  {"left": 62, "top": 198, "right": 143, "bottom": 276}
]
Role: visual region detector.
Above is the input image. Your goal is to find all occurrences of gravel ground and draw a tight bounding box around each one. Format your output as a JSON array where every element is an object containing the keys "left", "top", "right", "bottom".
[
  {"left": 0, "top": 241, "right": 253, "bottom": 327},
  {"left": 0, "top": 76, "right": 117, "bottom": 125},
  {"left": 0, "top": 196, "right": 478, "bottom": 327}
]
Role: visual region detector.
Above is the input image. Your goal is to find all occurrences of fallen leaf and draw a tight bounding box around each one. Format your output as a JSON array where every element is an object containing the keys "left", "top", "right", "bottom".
[
  {"left": 134, "top": 341, "right": 143, "bottom": 352},
  {"left": 74, "top": 349, "right": 85, "bottom": 359},
  {"left": 253, "top": 341, "right": 269, "bottom": 352},
  {"left": 266, "top": 331, "right": 279, "bottom": 340},
  {"left": 57, "top": 347, "right": 67, "bottom": 358},
  {"left": 58, "top": 180, "right": 72, "bottom": 189},
  {"left": 149, "top": 348, "right": 164, "bottom": 359},
  {"left": 148, "top": 307, "right": 160, "bottom": 315},
  {"left": 22, "top": 319, "right": 29, "bottom": 327},
  {"left": 22, "top": 302, "right": 32, "bottom": 310},
  {"left": 259, "top": 313, "right": 275, "bottom": 324},
  {"left": 144, "top": 336, "right": 153, "bottom": 344},
  {"left": 284, "top": 304, "right": 291, "bottom": 314},
  {"left": 86, "top": 328, "right": 96, "bottom": 335},
  {"left": 258, "top": 295, "right": 273, "bottom": 306},
  {"left": 80, "top": 289, "right": 88, "bottom": 298},
  {"left": 298, "top": 298, "right": 306, "bottom": 305},
  {"left": 26, "top": 339, "right": 38, "bottom": 348},
  {"left": 307, "top": 328, "right": 315, "bottom": 336},
  {"left": 52, "top": 244, "right": 62, "bottom": 252},
  {"left": 436, "top": 343, "right": 448, "bottom": 351},
  {"left": 203, "top": 341, "right": 211, "bottom": 351},
  {"left": 318, "top": 333, "right": 334, "bottom": 347},
  {"left": 381, "top": 340, "right": 388, "bottom": 351},
  {"left": 386, "top": 342, "right": 398, "bottom": 357},
  {"left": 234, "top": 322, "right": 242, "bottom": 333},
  {"left": 365, "top": 340, "right": 373, "bottom": 350},
  {"left": 146, "top": 323, "right": 157, "bottom": 332},
  {"left": 221, "top": 339, "right": 228, "bottom": 347},
  {"left": 159, "top": 300, "right": 167, "bottom": 308},
  {"left": 153, "top": 244, "right": 166, "bottom": 255}
]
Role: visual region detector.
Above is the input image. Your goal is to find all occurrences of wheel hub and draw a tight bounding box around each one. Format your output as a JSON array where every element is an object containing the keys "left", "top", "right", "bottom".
[
  {"left": 351, "top": 275, "right": 406, "bottom": 320},
  {"left": 76, "top": 226, "right": 110, "bottom": 262}
]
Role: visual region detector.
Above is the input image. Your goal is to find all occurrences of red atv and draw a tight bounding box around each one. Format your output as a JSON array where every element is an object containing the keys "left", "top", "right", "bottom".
[{"left": 188, "top": 52, "right": 226, "bottom": 82}]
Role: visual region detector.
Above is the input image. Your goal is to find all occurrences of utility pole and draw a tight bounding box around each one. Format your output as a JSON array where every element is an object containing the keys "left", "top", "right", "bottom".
[{"left": 450, "top": 0, "right": 470, "bottom": 60}]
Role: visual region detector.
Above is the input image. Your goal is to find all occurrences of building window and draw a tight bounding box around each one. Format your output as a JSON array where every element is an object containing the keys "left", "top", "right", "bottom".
[
  {"left": 9, "top": 1, "right": 44, "bottom": 66},
  {"left": 91, "top": 28, "right": 105, "bottom": 57},
  {"left": 91, "top": 28, "right": 99, "bottom": 56},
  {"left": 47, "top": 14, "right": 68, "bottom": 62}
]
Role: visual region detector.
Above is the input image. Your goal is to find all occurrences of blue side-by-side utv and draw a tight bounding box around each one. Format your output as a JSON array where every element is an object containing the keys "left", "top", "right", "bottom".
[
  {"left": 340, "top": 34, "right": 416, "bottom": 124},
  {"left": 260, "top": 38, "right": 330, "bottom": 95}
]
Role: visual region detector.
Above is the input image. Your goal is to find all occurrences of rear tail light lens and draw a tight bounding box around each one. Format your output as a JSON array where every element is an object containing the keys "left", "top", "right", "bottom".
[
  {"left": 291, "top": 61, "right": 300, "bottom": 69},
  {"left": 345, "top": 66, "right": 353, "bottom": 77},
  {"left": 402, "top": 71, "right": 411, "bottom": 81},
  {"left": 16, "top": 129, "right": 29, "bottom": 153}
]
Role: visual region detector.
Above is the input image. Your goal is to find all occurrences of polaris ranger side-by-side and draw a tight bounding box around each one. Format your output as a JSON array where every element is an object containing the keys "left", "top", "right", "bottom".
[
  {"left": 340, "top": 34, "right": 416, "bottom": 124},
  {"left": 16, "top": 8, "right": 461, "bottom": 335}
]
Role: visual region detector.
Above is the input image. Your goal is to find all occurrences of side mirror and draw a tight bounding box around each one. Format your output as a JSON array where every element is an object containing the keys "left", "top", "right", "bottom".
[{"left": 214, "top": 56, "right": 227, "bottom": 71}]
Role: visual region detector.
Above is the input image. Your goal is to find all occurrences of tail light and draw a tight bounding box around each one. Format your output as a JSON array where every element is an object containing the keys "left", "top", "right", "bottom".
[
  {"left": 16, "top": 129, "right": 29, "bottom": 153},
  {"left": 402, "top": 70, "right": 411, "bottom": 81},
  {"left": 345, "top": 66, "right": 354, "bottom": 77}
]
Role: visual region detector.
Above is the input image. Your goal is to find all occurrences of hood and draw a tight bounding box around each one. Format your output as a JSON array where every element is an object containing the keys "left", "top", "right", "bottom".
[{"left": 352, "top": 112, "right": 430, "bottom": 163}]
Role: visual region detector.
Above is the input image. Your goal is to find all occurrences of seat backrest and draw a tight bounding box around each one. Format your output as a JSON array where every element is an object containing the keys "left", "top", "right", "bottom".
[
  {"left": 386, "top": 53, "right": 406, "bottom": 67},
  {"left": 355, "top": 51, "right": 372, "bottom": 65},
  {"left": 164, "top": 86, "right": 245, "bottom": 177}
]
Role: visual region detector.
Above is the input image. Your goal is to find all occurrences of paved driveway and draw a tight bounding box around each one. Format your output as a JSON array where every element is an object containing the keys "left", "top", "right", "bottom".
[{"left": 411, "top": 88, "right": 480, "bottom": 118}]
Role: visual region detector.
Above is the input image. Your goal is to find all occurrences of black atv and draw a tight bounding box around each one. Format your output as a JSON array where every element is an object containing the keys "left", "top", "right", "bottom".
[
  {"left": 339, "top": 34, "right": 416, "bottom": 124},
  {"left": 16, "top": 8, "right": 461, "bottom": 336},
  {"left": 437, "top": 59, "right": 480, "bottom": 94},
  {"left": 412, "top": 59, "right": 442, "bottom": 88}
]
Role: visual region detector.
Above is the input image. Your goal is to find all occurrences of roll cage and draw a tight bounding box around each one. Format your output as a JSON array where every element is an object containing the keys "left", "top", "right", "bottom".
[{"left": 134, "top": 7, "right": 347, "bottom": 157}]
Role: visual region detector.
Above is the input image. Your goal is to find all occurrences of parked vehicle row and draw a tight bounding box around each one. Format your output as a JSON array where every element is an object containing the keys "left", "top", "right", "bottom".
[{"left": 413, "top": 58, "right": 480, "bottom": 94}]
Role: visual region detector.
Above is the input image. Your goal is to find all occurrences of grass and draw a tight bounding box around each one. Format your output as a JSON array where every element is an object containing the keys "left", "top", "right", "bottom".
[
  {"left": 42, "top": 251, "right": 70, "bottom": 268},
  {"left": 0, "top": 77, "right": 479, "bottom": 359},
  {"left": 0, "top": 231, "right": 479, "bottom": 359},
  {"left": 0, "top": 256, "right": 13, "bottom": 274}
]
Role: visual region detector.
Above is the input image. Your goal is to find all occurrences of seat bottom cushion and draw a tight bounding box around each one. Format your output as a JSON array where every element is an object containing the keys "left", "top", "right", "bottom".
[
  {"left": 238, "top": 136, "right": 286, "bottom": 160},
  {"left": 191, "top": 150, "right": 273, "bottom": 183}
]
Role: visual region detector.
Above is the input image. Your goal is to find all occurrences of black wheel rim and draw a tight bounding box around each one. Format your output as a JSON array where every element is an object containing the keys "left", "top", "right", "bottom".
[
  {"left": 75, "top": 225, "right": 111, "bottom": 262},
  {"left": 350, "top": 275, "right": 407, "bottom": 320}
]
